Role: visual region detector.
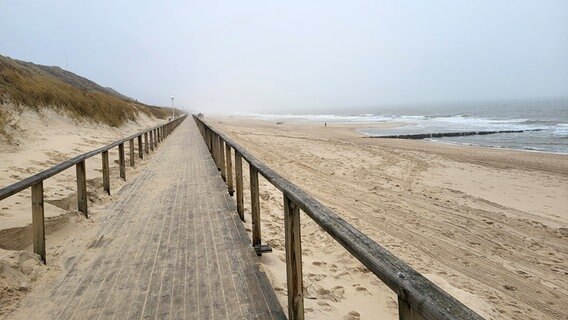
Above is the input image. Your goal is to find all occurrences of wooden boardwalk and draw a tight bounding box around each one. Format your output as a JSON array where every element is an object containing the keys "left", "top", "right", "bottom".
[{"left": 13, "top": 120, "right": 286, "bottom": 320}]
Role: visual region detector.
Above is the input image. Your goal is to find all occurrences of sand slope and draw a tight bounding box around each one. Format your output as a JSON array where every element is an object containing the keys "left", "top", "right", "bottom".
[
  {"left": 209, "top": 117, "right": 568, "bottom": 320},
  {"left": 0, "top": 105, "right": 165, "bottom": 315}
]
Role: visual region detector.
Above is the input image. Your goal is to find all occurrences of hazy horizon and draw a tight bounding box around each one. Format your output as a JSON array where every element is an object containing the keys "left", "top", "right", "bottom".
[{"left": 1, "top": 1, "right": 567, "bottom": 113}]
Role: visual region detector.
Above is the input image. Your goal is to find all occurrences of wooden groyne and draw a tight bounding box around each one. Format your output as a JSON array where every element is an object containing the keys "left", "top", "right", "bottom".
[
  {"left": 194, "top": 115, "right": 483, "bottom": 320},
  {"left": 370, "top": 129, "right": 542, "bottom": 139},
  {"left": 0, "top": 116, "right": 186, "bottom": 263}
]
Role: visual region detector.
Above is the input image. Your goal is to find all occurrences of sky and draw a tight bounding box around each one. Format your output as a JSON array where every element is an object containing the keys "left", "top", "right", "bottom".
[{"left": 1, "top": 1, "right": 567, "bottom": 113}]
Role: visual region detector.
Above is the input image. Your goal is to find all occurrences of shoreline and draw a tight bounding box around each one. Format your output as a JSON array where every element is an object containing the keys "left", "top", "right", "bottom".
[{"left": 208, "top": 115, "right": 568, "bottom": 320}]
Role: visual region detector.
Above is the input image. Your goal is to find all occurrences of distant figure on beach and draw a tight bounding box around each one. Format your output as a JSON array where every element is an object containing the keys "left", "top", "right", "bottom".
[{"left": 325, "top": 122, "right": 327, "bottom": 127}]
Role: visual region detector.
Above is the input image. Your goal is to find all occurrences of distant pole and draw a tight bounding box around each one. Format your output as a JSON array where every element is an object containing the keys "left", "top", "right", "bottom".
[{"left": 171, "top": 96, "right": 175, "bottom": 119}]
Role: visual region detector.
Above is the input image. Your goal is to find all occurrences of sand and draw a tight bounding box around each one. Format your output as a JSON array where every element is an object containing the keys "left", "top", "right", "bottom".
[
  {"left": 207, "top": 116, "right": 568, "bottom": 320},
  {"left": 1, "top": 110, "right": 566, "bottom": 319},
  {"left": 0, "top": 105, "right": 166, "bottom": 316}
]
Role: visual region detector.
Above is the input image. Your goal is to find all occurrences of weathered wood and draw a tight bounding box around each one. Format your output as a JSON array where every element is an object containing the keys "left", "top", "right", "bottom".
[
  {"left": 150, "top": 131, "right": 154, "bottom": 151},
  {"left": 102, "top": 151, "right": 110, "bottom": 195},
  {"left": 235, "top": 152, "right": 244, "bottom": 221},
  {"left": 399, "top": 296, "right": 428, "bottom": 320},
  {"left": 119, "top": 143, "right": 126, "bottom": 180},
  {"left": 214, "top": 134, "right": 220, "bottom": 170},
  {"left": 76, "top": 160, "right": 88, "bottom": 217},
  {"left": 154, "top": 129, "right": 158, "bottom": 147},
  {"left": 129, "top": 139, "right": 135, "bottom": 167},
  {"left": 226, "top": 143, "right": 234, "bottom": 196},
  {"left": 145, "top": 132, "right": 149, "bottom": 154},
  {"left": 284, "top": 194, "right": 304, "bottom": 320},
  {"left": 250, "top": 164, "right": 261, "bottom": 249},
  {"left": 219, "top": 139, "right": 226, "bottom": 181},
  {"left": 193, "top": 116, "right": 483, "bottom": 320},
  {"left": 31, "top": 182, "right": 46, "bottom": 264},
  {"left": 138, "top": 135, "right": 144, "bottom": 159},
  {"left": 0, "top": 117, "right": 186, "bottom": 201}
]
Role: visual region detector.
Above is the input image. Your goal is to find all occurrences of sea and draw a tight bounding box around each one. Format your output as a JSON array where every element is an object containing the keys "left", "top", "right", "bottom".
[{"left": 241, "top": 98, "right": 568, "bottom": 154}]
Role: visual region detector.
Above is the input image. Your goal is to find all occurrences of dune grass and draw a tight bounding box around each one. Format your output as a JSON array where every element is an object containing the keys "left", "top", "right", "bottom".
[{"left": 0, "top": 56, "right": 170, "bottom": 128}]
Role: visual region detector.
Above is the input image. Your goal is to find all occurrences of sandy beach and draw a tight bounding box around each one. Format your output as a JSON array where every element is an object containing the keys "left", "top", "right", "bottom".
[
  {"left": 0, "top": 105, "right": 166, "bottom": 315},
  {"left": 207, "top": 116, "right": 568, "bottom": 320}
]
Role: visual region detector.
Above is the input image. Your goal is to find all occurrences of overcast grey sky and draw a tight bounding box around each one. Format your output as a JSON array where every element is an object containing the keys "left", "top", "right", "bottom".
[{"left": 1, "top": 1, "right": 567, "bottom": 113}]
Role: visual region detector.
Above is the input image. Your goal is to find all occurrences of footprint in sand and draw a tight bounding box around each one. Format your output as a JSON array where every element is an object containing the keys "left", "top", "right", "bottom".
[
  {"left": 317, "top": 301, "right": 333, "bottom": 312},
  {"left": 343, "top": 311, "right": 360, "bottom": 320}
]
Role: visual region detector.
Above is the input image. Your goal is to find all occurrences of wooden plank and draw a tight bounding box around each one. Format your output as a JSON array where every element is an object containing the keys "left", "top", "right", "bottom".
[
  {"left": 144, "top": 132, "right": 149, "bottom": 154},
  {"left": 250, "top": 165, "right": 261, "bottom": 248},
  {"left": 138, "top": 135, "right": 143, "bottom": 159},
  {"left": 225, "top": 143, "right": 234, "bottom": 196},
  {"left": 219, "top": 138, "right": 226, "bottom": 181},
  {"left": 119, "top": 143, "right": 126, "bottom": 180},
  {"left": 129, "top": 139, "right": 135, "bottom": 167},
  {"left": 399, "top": 296, "right": 428, "bottom": 320},
  {"left": 150, "top": 131, "right": 154, "bottom": 151},
  {"left": 193, "top": 116, "right": 483, "bottom": 320},
  {"left": 102, "top": 151, "right": 110, "bottom": 195},
  {"left": 76, "top": 160, "right": 88, "bottom": 218},
  {"left": 31, "top": 181, "right": 46, "bottom": 264},
  {"left": 235, "top": 152, "right": 244, "bottom": 221},
  {"left": 284, "top": 194, "right": 304, "bottom": 320}
]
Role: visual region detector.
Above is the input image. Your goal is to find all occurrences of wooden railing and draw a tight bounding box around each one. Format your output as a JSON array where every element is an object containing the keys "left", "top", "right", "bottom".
[
  {"left": 0, "top": 115, "right": 187, "bottom": 263},
  {"left": 193, "top": 115, "right": 483, "bottom": 320}
]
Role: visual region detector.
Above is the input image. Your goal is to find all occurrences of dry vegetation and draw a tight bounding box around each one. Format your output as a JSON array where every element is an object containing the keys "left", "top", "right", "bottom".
[{"left": 0, "top": 55, "right": 170, "bottom": 128}]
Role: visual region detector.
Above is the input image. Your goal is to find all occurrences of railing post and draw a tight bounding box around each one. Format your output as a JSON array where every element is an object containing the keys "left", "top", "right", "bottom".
[
  {"left": 220, "top": 139, "right": 226, "bottom": 181},
  {"left": 129, "top": 139, "right": 135, "bottom": 167},
  {"left": 235, "top": 152, "right": 245, "bottom": 221},
  {"left": 154, "top": 129, "right": 158, "bottom": 147},
  {"left": 150, "top": 131, "right": 154, "bottom": 151},
  {"left": 250, "top": 165, "right": 261, "bottom": 249},
  {"left": 284, "top": 194, "right": 304, "bottom": 320},
  {"left": 102, "top": 151, "right": 110, "bottom": 195},
  {"left": 144, "top": 132, "right": 149, "bottom": 154},
  {"left": 119, "top": 143, "right": 126, "bottom": 180},
  {"left": 138, "top": 135, "right": 144, "bottom": 159},
  {"left": 76, "top": 160, "right": 88, "bottom": 217},
  {"left": 398, "top": 296, "right": 427, "bottom": 320},
  {"left": 226, "top": 143, "right": 234, "bottom": 196},
  {"left": 31, "top": 181, "right": 46, "bottom": 264},
  {"left": 214, "top": 134, "right": 220, "bottom": 170}
]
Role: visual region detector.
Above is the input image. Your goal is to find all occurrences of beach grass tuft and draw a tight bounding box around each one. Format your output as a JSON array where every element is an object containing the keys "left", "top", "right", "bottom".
[{"left": 0, "top": 55, "right": 170, "bottom": 129}]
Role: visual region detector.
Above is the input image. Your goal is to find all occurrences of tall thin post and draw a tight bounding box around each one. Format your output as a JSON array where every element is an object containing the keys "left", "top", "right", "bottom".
[
  {"left": 150, "top": 131, "right": 154, "bottom": 151},
  {"left": 219, "top": 139, "right": 226, "bottom": 181},
  {"left": 138, "top": 135, "right": 143, "bottom": 159},
  {"left": 129, "top": 139, "right": 135, "bottom": 167},
  {"left": 119, "top": 143, "right": 126, "bottom": 180},
  {"left": 102, "top": 151, "right": 110, "bottom": 195},
  {"left": 144, "top": 132, "right": 149, "bottom": 154},
  {"left": 235, "top": 152, "right": 244, "bottom": 221},
  {"left": 154, "top": 129, "right": 158, "bottom": 147},
  {"left": 76, "top": 160, "right": 88, "bottom": 217},
  {"left": 398, "top": 296, "right": 428, "bottom": 320},
  {"left": 284, "top": 194, "right": 304, "bottom": 320},
  {"left": 250, "top": 165, "right": 261, "bottom": 248},
  {"left": 226, "top": 143, "right": 234, "bottom": 196},
  {"left": 31, "top": 181, "right": 46, "bottom": 264}
]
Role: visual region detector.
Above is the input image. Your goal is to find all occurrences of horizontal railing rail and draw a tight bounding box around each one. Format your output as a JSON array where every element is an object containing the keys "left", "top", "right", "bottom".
[
  {"left": 193, "top": 115, "right": 483, "bottom": 320},
  {"left": 0, "top": 115, "right": 187, "bottom": 263}
]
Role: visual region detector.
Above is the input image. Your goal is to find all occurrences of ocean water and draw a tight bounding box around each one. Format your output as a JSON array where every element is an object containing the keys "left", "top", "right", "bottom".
[{"left": 242, "top": 98, "right": 568, "bottom": 154}]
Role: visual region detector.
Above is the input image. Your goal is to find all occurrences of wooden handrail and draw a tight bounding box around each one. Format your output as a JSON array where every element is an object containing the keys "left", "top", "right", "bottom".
[
  {"left": 193, "top": 115, "right": 483, "bottom": 320},
  {"left": 0, "top": 115, "right": 187, "bottom": 263},
  {"left": 0, "top": 117, "right": 186, "bottom": 201}
]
